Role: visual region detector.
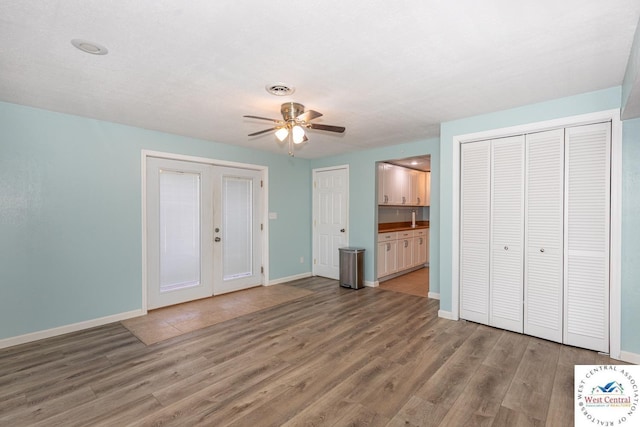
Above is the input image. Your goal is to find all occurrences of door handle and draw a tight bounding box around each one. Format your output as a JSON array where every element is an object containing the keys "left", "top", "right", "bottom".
[
  {"left": 214, "top": 237, "right": 221, "bottom": 242},
  {"left": 340, "top": 229, "right": 345, "bottom": 233}
]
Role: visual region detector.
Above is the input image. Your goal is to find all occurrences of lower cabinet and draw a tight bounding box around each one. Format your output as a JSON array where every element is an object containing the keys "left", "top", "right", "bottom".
[{"left": 377, "top": 229, "right": 429, "bottom": 279}]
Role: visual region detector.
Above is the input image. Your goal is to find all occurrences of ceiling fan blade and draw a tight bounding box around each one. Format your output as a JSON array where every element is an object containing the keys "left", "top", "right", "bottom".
[
  {"left": 296, "top": 110, "right": 323, "bottom": 122},
  {"left": 308, "top": 123, "right": 346, "bottom": 133},
  {"left": 243, "top": 115, "right": 281, "bottom": 123},
  {"left": 248, "top": 127, "right": 278, "bottom": 136}
]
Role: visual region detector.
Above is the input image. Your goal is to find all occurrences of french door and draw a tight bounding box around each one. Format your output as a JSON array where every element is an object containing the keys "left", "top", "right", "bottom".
[{"left": 146, "top": 157, "right": 263, "bottom": 309}]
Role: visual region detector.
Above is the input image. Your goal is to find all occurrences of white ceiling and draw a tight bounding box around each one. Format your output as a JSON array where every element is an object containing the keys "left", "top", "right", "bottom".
[{"left": 1, "top": 1, "right": 639, "bottom": 158}]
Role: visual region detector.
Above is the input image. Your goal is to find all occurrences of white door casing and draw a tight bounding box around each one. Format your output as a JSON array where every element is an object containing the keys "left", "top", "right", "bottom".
[
  {"left": 313, "top": 166, "right": 349, "bottom": 280},
  {"left": 143, "top": 151, "right": 268, "bottom": 310},
  {"left": 456, "top": 118, "right": 614, "bottom": 354},
  {"left": 450, "top": 109, "right": 622, "bottom": 360}
]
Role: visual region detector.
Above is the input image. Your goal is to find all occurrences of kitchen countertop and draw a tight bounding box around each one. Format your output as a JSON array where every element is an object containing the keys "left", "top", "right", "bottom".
[{"left": 378, "top": 221, "right": 429, "bottom": 233}]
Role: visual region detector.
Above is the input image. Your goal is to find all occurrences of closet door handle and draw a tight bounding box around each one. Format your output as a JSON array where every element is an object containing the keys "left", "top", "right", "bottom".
[
  {"left": 504, "top": 246, "right": 509, "bottom": 251},
  {"left": 540, "top": 248, "right": 545, "bottom": 253}
]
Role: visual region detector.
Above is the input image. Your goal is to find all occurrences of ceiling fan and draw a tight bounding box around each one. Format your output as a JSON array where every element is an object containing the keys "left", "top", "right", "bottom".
[{"left": 244, "top": 102, "right": 346, "bottom": 156}]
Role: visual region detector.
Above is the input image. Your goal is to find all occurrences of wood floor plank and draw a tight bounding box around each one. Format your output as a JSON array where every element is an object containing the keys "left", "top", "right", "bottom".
[{"left": 500, "top": 338, "right": 561, "bottom": 423}]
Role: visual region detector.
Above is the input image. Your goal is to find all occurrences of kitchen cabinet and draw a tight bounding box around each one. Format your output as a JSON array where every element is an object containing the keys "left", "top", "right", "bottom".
[
  {"left": 413, "top": 228, "right": 428, "bottom": 267},
  {"left": 378, "top": 228, "right": 429, "bottom": 279},
  {"left": 396, "top": 230, "right": 413, "bottom": 271},
  {"left": 377, "top": 232, "right": 398, "bottom": 278},
  {"left": 378, "top": 163, "right": 428, "bottom": 206}
]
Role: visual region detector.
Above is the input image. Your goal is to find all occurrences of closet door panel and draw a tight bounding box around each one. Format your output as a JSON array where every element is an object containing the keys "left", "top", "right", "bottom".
[
  {"left": 490, "top": 136, "right": 524, "bottom": 333},
  {"left": 460, "top": 141, "right": 491, "bottom": 324},
  {"left": 564, "top": 122, "right": 610, "bottom": 352},
  {"left": 524, "top": 129, "right": 564, "bottom": 343}
]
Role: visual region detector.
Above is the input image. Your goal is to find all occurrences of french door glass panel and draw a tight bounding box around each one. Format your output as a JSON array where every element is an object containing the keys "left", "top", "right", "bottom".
[
  {"left": 213, "top": 167, "right": 263, "bottom": 294},
  {"left": 159, "top": 171, "right": 201, "bottom": 291},
  {"left": 222, "top": 176, "right": 253, "bottom": 280}
]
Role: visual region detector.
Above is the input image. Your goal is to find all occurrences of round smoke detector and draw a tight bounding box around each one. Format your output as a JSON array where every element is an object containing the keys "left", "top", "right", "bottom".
[
  {"left": 265, "top": 83, "right": 295, "bottom": 96},
  {"left": 71, "top": 39, "right": 109, "bottom": 55}
]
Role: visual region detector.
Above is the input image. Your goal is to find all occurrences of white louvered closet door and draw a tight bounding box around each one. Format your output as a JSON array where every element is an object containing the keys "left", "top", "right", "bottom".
[
  {"left": 564, "top": 123, "right": 611, "bottom": 352},
  {"left": 490, "top": 136, "right": 525, "bottom": 333},
  {"left": 460, "top": 140, "right": 491, "bottom": 325},
  {"left": 524, "top": 129, "right": 565, "bottom": 343}
]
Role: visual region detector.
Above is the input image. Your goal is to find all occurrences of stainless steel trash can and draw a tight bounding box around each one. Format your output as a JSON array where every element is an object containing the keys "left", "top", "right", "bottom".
[{"left": 338, "top": 247, "right": 365, "bottom": 289}]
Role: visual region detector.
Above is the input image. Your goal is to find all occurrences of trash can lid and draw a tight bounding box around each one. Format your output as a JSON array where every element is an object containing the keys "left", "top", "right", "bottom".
[{"left": 339, "top": 247, "right": 365, "bottom": 252}]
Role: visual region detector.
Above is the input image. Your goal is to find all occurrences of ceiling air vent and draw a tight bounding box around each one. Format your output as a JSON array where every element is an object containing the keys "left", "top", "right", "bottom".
[{"left": 265, "top": 83, "right": 295, "bottom": 96}]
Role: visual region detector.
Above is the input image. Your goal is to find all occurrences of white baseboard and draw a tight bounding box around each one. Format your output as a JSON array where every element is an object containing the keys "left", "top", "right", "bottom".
[
  {"left": 618, "top": 350, "right": 640, "bottom": 364},
  {"left": 365, "top": 280, "right": 378, "bottom": 288},
  {"left": 438, "top": 310, "right": 456, "bottom": 321},
  {"left": 0, "top": 309, "right": 146, "bottom": 350},
  {"left": 268, "top": 272, "right": 312, "bottom": 286},
  {"left": 428, "top": 292, "right": 440, "bottom": 299}
]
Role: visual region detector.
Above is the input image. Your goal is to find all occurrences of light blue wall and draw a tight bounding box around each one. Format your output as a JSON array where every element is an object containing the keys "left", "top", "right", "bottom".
[
  {"left": 438, "top": 86, "right": 640, "bottom": 354},
  {"left": 310, "top": 138, "right": 440, "bottom": 288},
  {"left": 621, "top": 117, "right": 640, "bottom": 354},
  {"left": 0, "top": 101, "right": 311, "bottom": 340}
]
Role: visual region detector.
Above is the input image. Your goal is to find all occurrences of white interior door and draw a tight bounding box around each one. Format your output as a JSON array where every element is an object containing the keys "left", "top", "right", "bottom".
[
  {"left": 460, "top": 140, "right": 491, "bottom": 325},
  {"left": 524, "top": 129, "right": 565, "bottom": 343},
  {"left": 146, "top": 157, "right": 214, "bottom": 309},
  {"left": 563, "top": 122, "right": 610, "bottom": 352},
  {"left": 489, "top": 135, "right": 525, "bottom": 333},
  {"left": 313, "top": 166, "right": 349, "bottom": 280},
  {"left": 212, "top": 167, "right": 263, "bottom": 295}
]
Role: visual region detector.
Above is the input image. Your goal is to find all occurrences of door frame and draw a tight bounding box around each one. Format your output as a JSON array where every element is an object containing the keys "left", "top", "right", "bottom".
[
  {"left": 312, "top": 165, "right": 350, "bottom": 278},
  {"left": 141, "top": 150, "right": 269, "bottom": 312},
  {"left": 449, "top": 109, "right": 622, "bottom": 359}
]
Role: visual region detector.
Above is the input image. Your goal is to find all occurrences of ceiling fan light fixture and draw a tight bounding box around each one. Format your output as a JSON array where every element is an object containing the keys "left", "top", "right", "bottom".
[
  {"left": 275, "top": 127, "right": 289, "bottom": 142},
  {"left": 292, "top": 125, "right": 305, "bottom": 144}
]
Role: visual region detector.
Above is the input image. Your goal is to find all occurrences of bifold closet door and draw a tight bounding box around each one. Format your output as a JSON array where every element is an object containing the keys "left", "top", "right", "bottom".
[
  {"left": 564, "top": 122, "right": 610, "bottom": 353},
  {"left": 524, "top": 129, "right": 565, "bottom": 343},
  {"left": 489, "top": 136, "right": 524, "bottom": 333},
  {"left": 460, "top": 140, "right": 491, "bottom": 324}
]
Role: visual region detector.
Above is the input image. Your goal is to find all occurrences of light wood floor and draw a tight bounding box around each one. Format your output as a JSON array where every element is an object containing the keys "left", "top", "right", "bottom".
[
  {"left": 379, "top": 267, "right": 429, "bottom": 297},
  {"left": 0, "top": 276, "right": 626, "bottom": 426}
]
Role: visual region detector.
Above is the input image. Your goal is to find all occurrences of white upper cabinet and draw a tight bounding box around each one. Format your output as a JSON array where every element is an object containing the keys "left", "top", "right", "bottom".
[{"left": 378, "top": 163, "right": 429, "bottom": 206}]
